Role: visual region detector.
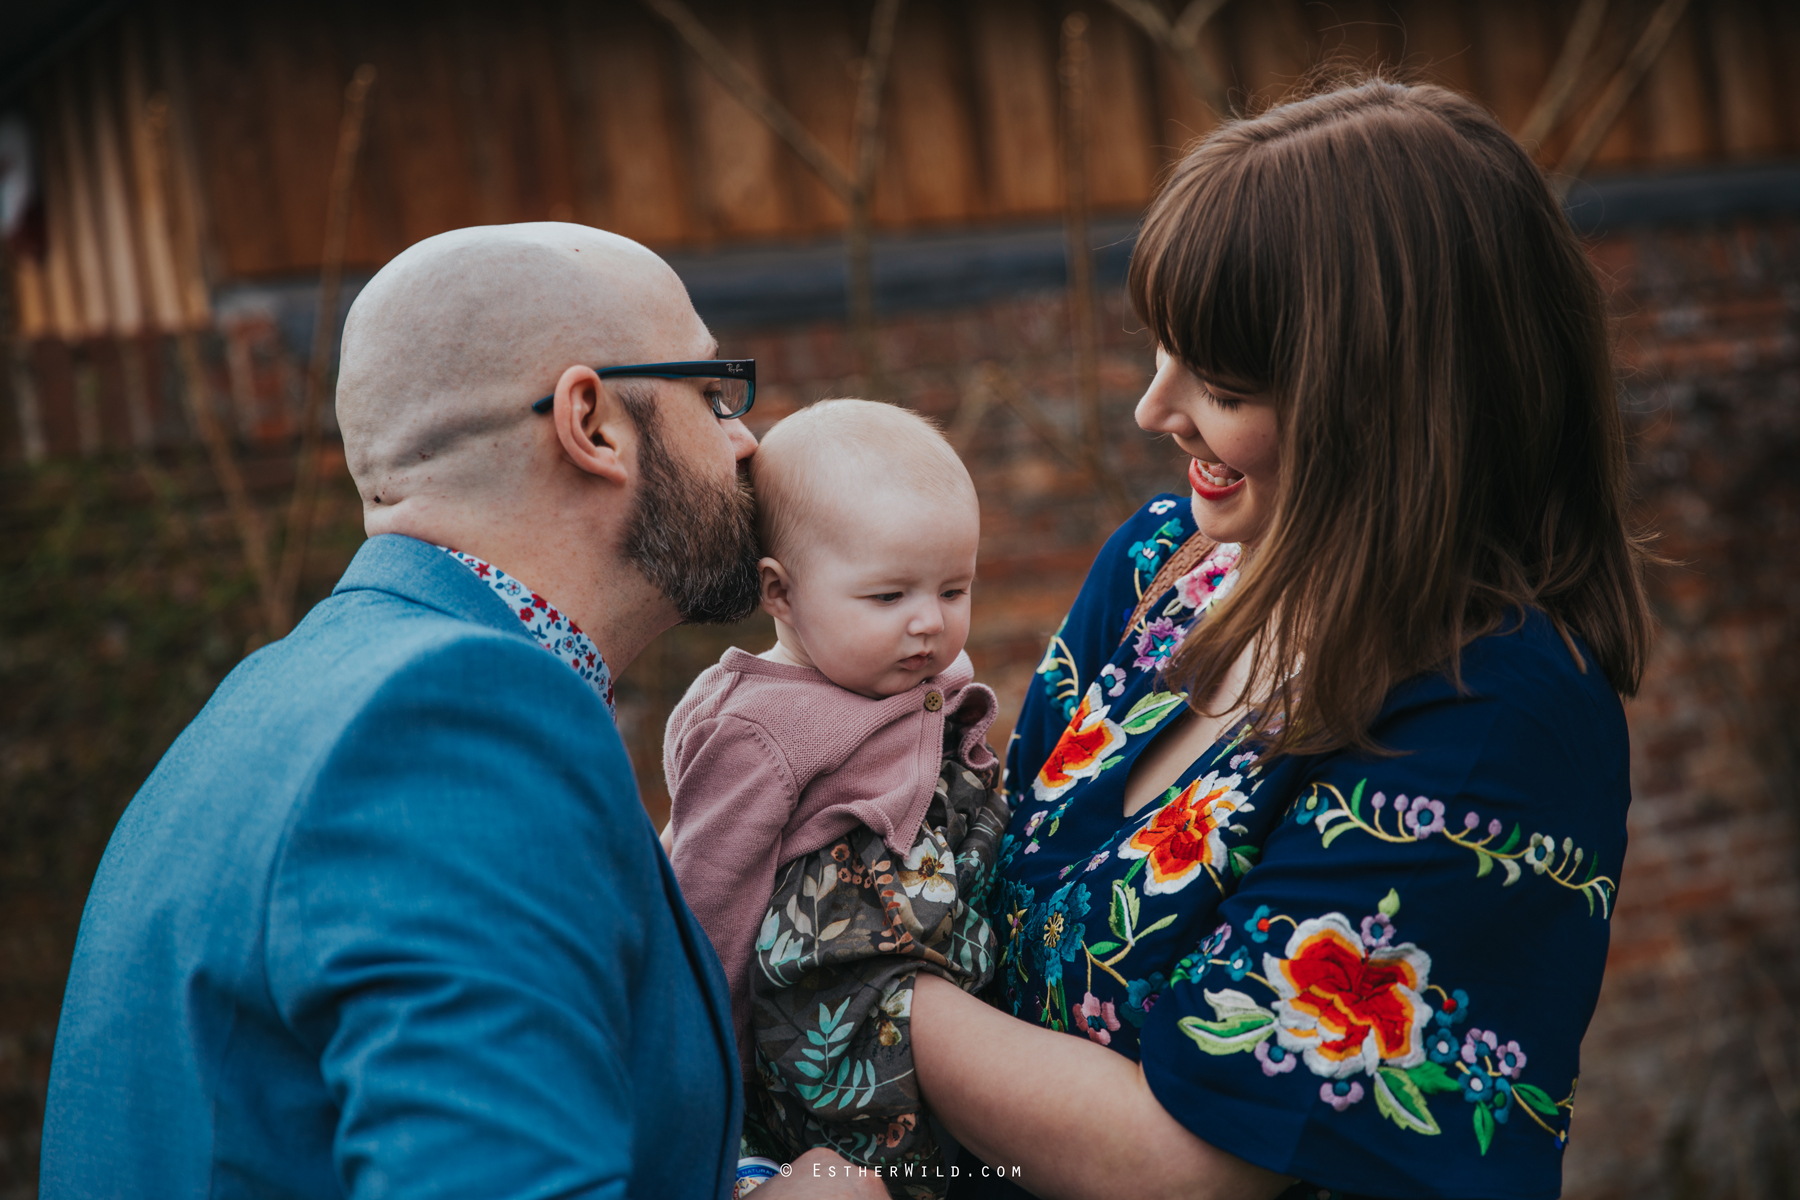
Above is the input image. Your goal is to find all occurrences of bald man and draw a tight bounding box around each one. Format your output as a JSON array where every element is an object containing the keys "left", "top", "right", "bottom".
[{"left": 41, "top": 225, "right": 878, "bottom": 1200}]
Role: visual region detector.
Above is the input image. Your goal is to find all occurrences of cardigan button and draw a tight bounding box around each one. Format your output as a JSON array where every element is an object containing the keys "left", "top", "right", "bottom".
[{"left": 924, "top": 690, "right": 943, "bottom": 712}]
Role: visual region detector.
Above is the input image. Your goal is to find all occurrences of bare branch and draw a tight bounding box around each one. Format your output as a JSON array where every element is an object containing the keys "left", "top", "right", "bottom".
[
  {"left": 1106, "top": 0, "right": 1233, "bottom": 120},
  {"left": 641, "top": 0, "right": 856, "bottom": 202},
  {"left": 1554, "top": 0, "right": 1692, "bottom": 196},
  {"left": 1519, "top": 0, "right": 1607, "bottom": 150},
  {"left": 846, "top": 0, "right": 904, "bottom": 381},
  {"left": 273, "top": 63, "right": 376, "bottom": 636},
  {"left": 979, "top": 362, "right": 1135, "bottom": 521},
  {"left": 852, "top": 0, "right": 902, "bottom": 197}
]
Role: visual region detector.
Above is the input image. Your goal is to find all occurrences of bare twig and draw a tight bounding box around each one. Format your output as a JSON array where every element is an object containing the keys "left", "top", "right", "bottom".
[
  {"left": 977, "top": 361, "right": 1134, "bottom": 520},
  {"left": 139, "top": 66, "right": 278, "bottom": 628},
  {"left": 1060, "top": 14, "right": 1102, "bottom": 458},
  {"left": 642, "top": 0, "right": 855, "bottom": 199},
  {"left": 945, "top": 372, "right": 991, "bottom": 458},
  {"left": 1519, "top": 0, "right": 1608, "bottom": 150},
  {"left": 644, "top": 0, "right": 899, "bottom": 380},
  {"left": 272, "top": 64, "right": 375, "bottom": 636},
  {"left": 1554, "top": 0, "right": 1692, "bottom": 197},
  {"left": 847, "top": 0, "right": 902, "bottom": 383},
  {"left": 1106, "top": 0, "right": 1233, "bottom": 119},
  {"left": 174, "top": 331, "right": 280, "bottom": 629}
]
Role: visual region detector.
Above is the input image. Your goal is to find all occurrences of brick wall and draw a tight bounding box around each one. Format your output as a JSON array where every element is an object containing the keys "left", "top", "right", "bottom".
[{"left": 2, "top": 217, "right": 1797, "bottom": 1196}]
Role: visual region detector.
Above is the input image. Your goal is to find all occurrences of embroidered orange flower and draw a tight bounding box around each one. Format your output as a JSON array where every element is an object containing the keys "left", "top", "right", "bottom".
[
  {"left": 1267, "top": 914, "right": 1432, "bottom": 1078},
  {"left": 1033, "top": 683, "right": 1126, "bottom": 803},
  {"left": 1116, "top": 770, "right": 1248, "bottom": 894}
]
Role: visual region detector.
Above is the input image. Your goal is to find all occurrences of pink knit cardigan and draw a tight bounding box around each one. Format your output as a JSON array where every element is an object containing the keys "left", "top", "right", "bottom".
[{"left": 663, "top": 647, "right": 998, "bottom": 1065}]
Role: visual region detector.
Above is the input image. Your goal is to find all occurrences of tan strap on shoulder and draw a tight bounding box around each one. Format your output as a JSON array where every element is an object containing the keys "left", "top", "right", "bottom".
[{"left": 1119, "top": 531, "right": 1217, "bottom": 646}]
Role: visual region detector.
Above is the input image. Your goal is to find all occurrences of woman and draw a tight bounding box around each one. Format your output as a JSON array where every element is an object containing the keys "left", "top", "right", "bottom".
[{"left": 910, "top": 79, "right": 1651, "bottom": 1200}]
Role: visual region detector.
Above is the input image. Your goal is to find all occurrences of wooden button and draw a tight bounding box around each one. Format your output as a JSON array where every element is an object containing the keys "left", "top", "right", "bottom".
[{"left": 924, "top": 690, "right": 943, "bottom": 712}]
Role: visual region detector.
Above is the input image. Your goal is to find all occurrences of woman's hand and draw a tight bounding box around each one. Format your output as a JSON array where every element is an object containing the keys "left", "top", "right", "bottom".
[
  {"left": 910, "top": 974, "right": 1292, "bottom": 1200},
  {"left": 752, "top": 1147, "right": 891, "bottom": 1199}
]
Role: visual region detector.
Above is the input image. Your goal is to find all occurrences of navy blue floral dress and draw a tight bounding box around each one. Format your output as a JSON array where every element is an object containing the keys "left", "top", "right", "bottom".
[{"left": 962, "top": 497, "right": 1630, "bottom": 1200}]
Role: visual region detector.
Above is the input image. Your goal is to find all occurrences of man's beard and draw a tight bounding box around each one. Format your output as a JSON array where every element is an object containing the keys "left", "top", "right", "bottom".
[{"left": 618, "top": 391, "right": 762, "bottom": 624}]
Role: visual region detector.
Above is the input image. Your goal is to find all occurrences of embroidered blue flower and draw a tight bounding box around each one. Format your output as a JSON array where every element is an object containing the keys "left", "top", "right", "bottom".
[
  {"left": 1029, "top": 881, "right": 1092, "bottom": 988},
  {"left": 1127, "top": 540, "right": 1161, "bottom": 574},
  {"left": 1122, "top": 972, "right": 1167, "bottom": 1027},
  {"left": 1245, "top": 904, "right": 1275, "bottom": 943},
  {"left": 1293, "top": 789, "right": 1330, "bottom": 825},
  {"left": 1226, "top": 944, "right": 1254, "bottom": 980},
  {"left": 1491, "top": 1078, "right": 1514, "bottom": 1123},
  {"left": 1435, "top": 988, "right": 1471, "bottom": 1027},
  {"left": 1461, "top": 1064, "right": 1501, "bottom": 1105},
  {"left": 1426, "top": 1027, "right": 1461, "bottom": 1064},
  {"left": 1170, "top": 948, "right": 1208, "bottom": 985}
]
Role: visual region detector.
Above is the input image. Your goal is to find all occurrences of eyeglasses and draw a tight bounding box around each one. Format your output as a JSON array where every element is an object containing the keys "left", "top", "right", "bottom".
[{"left": 532, "top": 360, "right": 756, "bottom": 420}]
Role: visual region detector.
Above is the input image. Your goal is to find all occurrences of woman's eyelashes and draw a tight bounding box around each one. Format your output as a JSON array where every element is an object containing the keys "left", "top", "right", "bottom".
[{"left": 1200, "top": 382, "right": 1244, "bottom": 410}]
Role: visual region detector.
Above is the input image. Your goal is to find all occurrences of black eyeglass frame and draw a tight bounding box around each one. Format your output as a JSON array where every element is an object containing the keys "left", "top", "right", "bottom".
[{"left": 531, "top": 359, "right": 755, "bottom": 419}]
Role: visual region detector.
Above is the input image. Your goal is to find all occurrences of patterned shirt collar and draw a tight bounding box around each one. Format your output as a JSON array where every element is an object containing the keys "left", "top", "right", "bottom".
[{"left": 440, "top": 547, "right": 615, "bottom": 717}]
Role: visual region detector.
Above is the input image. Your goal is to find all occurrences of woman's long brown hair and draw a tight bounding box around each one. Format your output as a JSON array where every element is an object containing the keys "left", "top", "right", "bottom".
[{"left": 1128, "top": 79, "right": 1653, "bottom": 758}]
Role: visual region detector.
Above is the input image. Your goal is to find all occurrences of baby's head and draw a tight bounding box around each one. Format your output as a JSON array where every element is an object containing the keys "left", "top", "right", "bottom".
[{"left": 752, "top": 399, "right": 979, "bottom": 699}]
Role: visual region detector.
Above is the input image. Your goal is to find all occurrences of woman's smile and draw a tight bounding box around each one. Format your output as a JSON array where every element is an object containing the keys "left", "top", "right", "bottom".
[{"left": 1188, "top": 456, "right": 1246, "bottom": 499}]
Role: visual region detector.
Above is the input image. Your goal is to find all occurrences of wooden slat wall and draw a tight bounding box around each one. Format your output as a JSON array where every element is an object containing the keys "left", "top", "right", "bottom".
[{"left": 13, "top": 0, "right": 1800, "bottom": 331}]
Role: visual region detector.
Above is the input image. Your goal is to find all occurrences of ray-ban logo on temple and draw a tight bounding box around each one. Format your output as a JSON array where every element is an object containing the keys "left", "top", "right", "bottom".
[{"left": 532, "top": 360, "right": 756, "bottom": 419}]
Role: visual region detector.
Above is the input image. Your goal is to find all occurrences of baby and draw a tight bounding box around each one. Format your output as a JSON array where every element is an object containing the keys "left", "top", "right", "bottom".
[{"left": 663, "top": 399, "right": 1006, "bottom": 1192}]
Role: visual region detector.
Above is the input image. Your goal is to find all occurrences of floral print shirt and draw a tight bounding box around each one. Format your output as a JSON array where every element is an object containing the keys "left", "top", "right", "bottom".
[
  {"left": 442, "top": 548, "right": 615, "bottom": 716},
  {"left": 977, "top": 497, "right": 1630, "bottom": 1200}
]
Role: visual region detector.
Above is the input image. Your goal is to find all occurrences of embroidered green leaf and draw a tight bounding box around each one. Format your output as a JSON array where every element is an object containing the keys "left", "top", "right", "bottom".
[
  {"left": 1122, "top": 856, "right": 1146, "bottom": 885},
  {"left": 1121, "top": 690, "right": 1187, "bottom": 733},
  {"left": 1581, "top": 854, "right": 1599, "bottom": 884},
  {"left": 1407, "top": 1061, "right": 1462, "bottom": 1095},
  {"left": 1229, "top": 845, "right": 1260, "bottom": 878},
  {"left": 1374, "top": 1067, "right": 1441, "bottom": 1135},
  {"left": 1088, "top": 940, "right": 1122, "bottom": 957},
  {"left": 1514, "top": 1083, "right": 1561, "bottom": 1116},
  {"left": 1110, "top": 880, "right": 1142, "bottom": 941},
  {"left": 1378, "top": 888, "right": 1401, "bottom": 917},
  {"left": 1320, "top": 819, "right": 1360, "bottom": 849},
  {"left": 1497, "top": 823, "right": 1522, "bottom": 854},
  {"left": 1348, "top": 779, "right": 1366, "bottom": 818},
  {"left": 1475, "top": 848, "right": 1495, "bottom": 878},
  {"left": 1473, "top": 1102, "right": 1495, "bottom": 1155},
  {"left": 1138, "top": 913, "right": 1177, "bottom": 938},
  {"left": 1098, "top": 755, "right": 1125, "bottom": 771},
  {"left": 1500, "top": 858, "right": 1522, "bottom": 887},
  {"left": 1177, "top": 1011, "right": 1276, "bottom": 1055}
]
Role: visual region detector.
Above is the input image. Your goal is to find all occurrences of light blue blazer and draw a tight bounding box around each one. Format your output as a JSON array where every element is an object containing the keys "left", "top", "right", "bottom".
[{"left": 41, "top": 534, "right": 741, "bottom": 1199}]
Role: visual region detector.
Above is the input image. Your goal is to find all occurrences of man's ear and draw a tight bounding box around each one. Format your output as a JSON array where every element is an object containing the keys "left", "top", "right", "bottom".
[
  {"left": 551, "top": 364, "right": 631, "bottom": 486},
  {"left": 759, "top": 557, "right": 794, "bottom": 622}
]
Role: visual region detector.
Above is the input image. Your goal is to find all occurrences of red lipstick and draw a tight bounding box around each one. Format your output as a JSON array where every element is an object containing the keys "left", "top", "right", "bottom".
[{"left": 1189, "top": 457, "right": 1246, "bottom": 500}]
